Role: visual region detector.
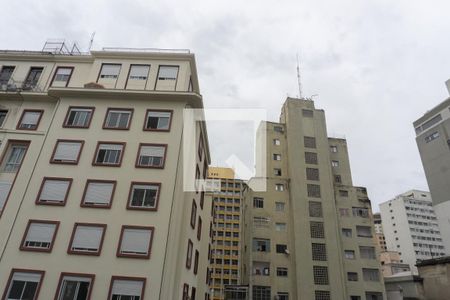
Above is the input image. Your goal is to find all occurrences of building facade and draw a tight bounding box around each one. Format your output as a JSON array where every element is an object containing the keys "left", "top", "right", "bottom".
[
  {"left": 207, "top": 167, "right": 245, "bottom": 300},
  {"left": 0, "top": 45, "right": 212, "bottom": 300},
  {"left": 241, "top": 98, "right": 385, "bottom": 300},
  {"left": 373, "top": 213, "right": 387, "bottom": 253},
  {"left": 379, "top": 190, "right": 445, "bottom": 274},
  {"left": 413, "top": 82, "right": 450, "bottom": 254},
  {"left": 379, "top": 251, "right": 410, "bottom": 277}
]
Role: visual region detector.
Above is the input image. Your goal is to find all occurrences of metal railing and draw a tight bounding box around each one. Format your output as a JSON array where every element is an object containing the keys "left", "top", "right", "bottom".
[
  {"left": 102, "top": 47, "right": 190, "bottom": 54},
  {"left": 0, "top": 79, "right": 44, "bottom": 93}
]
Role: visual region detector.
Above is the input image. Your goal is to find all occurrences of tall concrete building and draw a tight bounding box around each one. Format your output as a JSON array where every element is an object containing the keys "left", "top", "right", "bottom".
[
  {"left": 379, "top": 190, "right": 446, "bottom": 274},
  {"left": 241, "top": 98, "right": 385, "bottom": 300},
  {"left": 0, "top": 43, "right": 212, "bottom": 300},
  {"left": 373, "top": 213, "right": 387, "bottom": 253},
  {"left": 207, "top": 167, "right": 245, "bottom": 300},
  {"left": 413, "top": 81, "right": 450, "bottom": 254}
]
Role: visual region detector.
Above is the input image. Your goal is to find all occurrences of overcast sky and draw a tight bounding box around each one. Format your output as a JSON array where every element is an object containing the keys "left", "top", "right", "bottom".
[{"left": 2, "top": 0, "right": 450, "bottom": 211}]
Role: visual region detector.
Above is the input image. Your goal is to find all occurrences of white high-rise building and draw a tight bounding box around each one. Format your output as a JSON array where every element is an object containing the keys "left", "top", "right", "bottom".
[{"left": 379, "top": 190, "right": 446, "bottom": 273}]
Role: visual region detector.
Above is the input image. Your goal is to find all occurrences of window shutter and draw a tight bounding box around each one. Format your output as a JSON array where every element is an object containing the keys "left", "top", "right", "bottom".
[
  {"left": 111, "top": 280, "right": 143, "bottom": 296},
  {"left": 57, "top": 68, "right": 72, "bottom": 76},
  {"left": 99, "top": 144, "right": 123, "bottom": 151},
  {"left": 158, "top": 66, "right": 178, "bottom": 79},
  {"left": 40, "top": 180, "right": 69, "bottom": 201},
  {"left": 72, "top": 226, "right": 103, "bottom": 250},
  {"left": 54, "top": 142, "right": 81, "bottom": 161},
  {"left": 101, "top": 64, "right": 120, "bottom": 76},
  {"left": 147, "top": 111, "right": 171, "bottom": 118},
  {"left": 140, "top": 146, "right": 164, "bottom": 157},
  {"left": 0, "top": 181, "right": 12, "bottom": 210},
  {"left": 121, "top": 228, "right": 151, "bottom": 254},
  {"left": 12, "top": 272, "right": 42, "bottom": 282},
  {"left": 22, "top": 112, "right": 40, "bottom": 125},
  {"left": 84, "top": 182, "right": 113, "bottom": 205},
  {"left": 26, "top": 223, "right": 56, "bottom": 243},
  {"left": 130, "top": 66, "right": 149, "bottom": 78}
]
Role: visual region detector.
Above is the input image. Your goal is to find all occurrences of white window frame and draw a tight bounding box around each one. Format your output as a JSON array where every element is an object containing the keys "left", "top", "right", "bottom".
[
  {"left": 104, "top": 109, "right": 132, "bottom": 129},
  {"left": 145, "top": 110, "right": 171, "bottom": 130},
  {"left": 95, "top": 143, "right": 124, "bottom": 165},
  {"left": 137, "top": 144, "right": 166, "bottom": 168},
  {"left": 99, "top": 64, "right": 121, "bottom": 79}
]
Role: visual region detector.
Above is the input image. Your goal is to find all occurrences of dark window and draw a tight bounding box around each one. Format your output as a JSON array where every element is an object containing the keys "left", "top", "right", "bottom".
[
  {"left": 307, "top": 184, "right": 321, "bottom": 198},
  {"left": 56, "top": 275, "right": 92, "bottom": 300},
  {"left": 276, "top": 267, "right": 288, "bottom": 277},
  {"left": 64, "top": 107, "right": 93, "bottom": 128},
  {"left": 95, "top": 143, "right": 124, "bottom": 165},
  {"left": 129, "top": 183, "right": 159, "bottom": 209},
  {"left": 305, "top": 152, "right": 318, "bottom": 164},
  {"left": 310, "top": 221, "right": 325, "bottom": 238},
  {"left": 309, "top": 201, "right": 323, "bottom": 217},
  {"left": 0, "top": 110, "right": 8, "bottom": 127},
  {"left": 0, "top": 66, "right": 15, "bottom": 86},
  {"left": 253, "top": 197, "right": 264, "bottom": 208},
  {"left": 306, "top": 168, "right": 319, "bottom": 181},
  {"left": 313, "top": 266, "right": 329, "bottom": 285},
  {"left": 252, "top": 286, "right": 271, "bottom": 300},
  {"left": 312, "top": 243, "right": 327, "bottom": 261},
  {"left": 304, "top": 136, "right": 316, "bottom": 148},
  {"left": 23, "top": 67, "right": 43, "bottom": 90},
  {"left": 145, "top": 110, "right": 171, "bottom": 130},
  {"left": 302, "top": 109, "right": 313, "bottom": 117},
  {"left": 276, "top": 244, "right": 287, "bottom": 253}
]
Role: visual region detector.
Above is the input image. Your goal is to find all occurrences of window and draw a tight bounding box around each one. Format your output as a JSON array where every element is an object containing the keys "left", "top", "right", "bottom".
[
  {"left": 3, "top": 269, "right": 44, "bottom": 300},
  {"left": 339, "top": 208, "right": 350, "bottom": 217},
  {"left": 197, "top": 216, "right": 202, "bottom": 240},
  {"left": 339, "top": 190, "right": 349, "bottom": 197},
  {"left": 23, "top": 67, "right": 43, "bottom": 90},
  {"left": 275, "top": 223, "right": 286, "bottom": 231},
  {"left": 36, "top": 177, "right": 72, "bottom": 205},
  {"left": 81, "top": 180, "right": 116, "bottom": 208},
  {"left": 157, "top": 66, "right": 178, "bottom": 80},
  {"left": 117, "top": 226, "right": 154, "bottom": 258},
  {"left": 190, "top": 200, "right": 197, "bottom": 229},
  {"left": 104, "top": 108, "right": 133, "bottom": 130},
  {"left": 144, "top": 110, "right": 172, "bottom": 131},
  {"left": 309, "top": 201, "right": 323, "bottom": 217},
  {"left": 127, "top": 182, "right": 160, "bottom": 210},
  {"left": 0, "top": 110, "right": 8, "bottom": 127},
  {"left": 344, "top": 250, "right": 355, "bottom": 259},
  {"left": 362, "top": 269, "right": 380, "bottom": 281},
  {"left": 253, "top": 197, "right": 264, "bottom": 208},
  {"left": 342, "top": 228, "right": 352, "bottom": 237},
  {"left": 330, "top": 145, "right": 337, "bottom": 153},
  {"left": 425, "top": 131, "right": 440, "bottom": 143},
  {"left": 136, "top": 144, "right": 166, "bottom": 168},
  {"left": 2, "top": 141, "right": 28, "bottom": 172},
  {"left": 304, "top": 136, "right": 316, "bottom": 148},
  {"left": 274, "top": 125, "right": 283, "bottom": 132},
  {"left": 156, "top": 66, "right": 179, "bottom": 90},
  {"left": 191, "top": 287, "right": 196, "bottom": 300},
  {"left": 331, "top": 160, "right": 339, "bottom": 167},
  {"left": 273, "top": 139, "right": 280, "bottom": 145},
  {"left": 99, "top": 64, "right": 121, "bottom": 79},
  {"left": 315, "top": 291, "right": 330, "bottom": 300},
  {"left": 108, "top": 276, "right": 145, "bottom": 300},
  {"left": 307, "top": 184, "right": 321, "bottom": 198},
  {"left": 128, "top": 64, "right": 150, "bottom": 80},
  {"left": 313, "top": 266, "right": 329, "bottom": 285},
  {"left": 359, "top": 246, "right": 376, "bottom": 259},
  {"left": 352, "top": 207, "right": 369, "bottom": 218},
  {"left": 273, "top": 153, "right": 281, "bottom": 160},
  {"left": 194, "top": 250, "right": 199, "bottom": 275},
  {"left": 56, "top": 273, "right": 94, "bottom": 300},
  {"left": 51, "top": 67, "right": 73, "bottom": 86},
  {"left": 17, "top": 110, "right": 43, "bottom": 130},
  {"left": 305, "top": 152, "right": 318, "bottom": 164},
  {"left": 20, "top": 220, "right": 59, "bottom": 252},
  {"left": 347, "top": 272, "right": 358, "bottom": 281},
  {"left": 253, "top": 238, "right": 270, "bottom": 252},
  {"left": 306, "top": 168, "right": 319, "bottom": 181},
  {"left": 302, "top": 109, "right": 313, "bottom": 117},
  {"left": 51, "top": 140, "right": 83, "bottom": 164},
  {"left": 68, "top": 223, "right": 106, "bottom": 255},
  {"left": 334, "top": 175, "right": 342, "bottom": 183},
  {"left": 252, "top": 286, "right": 271, "bottom": 300},
  {"left": 0, "top": 181, "right": 12, "bottom": 213},
  {"left": 93, "top": 142, "right": 125, "bottom": 166},
  {"left": 182, "top": 284, "right": 189, "bottom": 300},
  {"left": 276, "top": 267, "right": 288, "bottom": 277},
  {"left": 0, "top": 66, "right": 15, "bottom": 85},
  {"left": 275, "top": 184, "right": 284, "bottom": 191},
  {"left": 365, "top": 292, "right": 382, "bottom": 300},
  {"left": 276, "top": 244, "right": 287, "bottom": 253},
  {"left": 356, "top": 226, "right": 372, "bottom": 237},
  {"left": 64, "top": 107, "right": 94, "bottom": 128},
  {"left": 198, "top": 134, "right": 204, "bottom": 161},
  {"left": 310, "top": 221, "right": 325, "bottom": 238},
  {"left": 274, "top": 168, "right": 282, "bottom": 176},
  {"left": 186, "top": 239, "right": 193, "bottom": 269},
  {"left": 275, "top": 202, "right": 285, "bottom": 211},
  {"left": 312, "top": 243, "right": 327, "bottom": 261}
]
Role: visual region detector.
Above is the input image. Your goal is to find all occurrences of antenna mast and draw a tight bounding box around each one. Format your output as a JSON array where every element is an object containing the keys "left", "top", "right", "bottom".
[
  {"left": 296, "top": 53, "right": 303, "bottom": 99},
  {"left": 88, "top": 32, "right": 96, "bottom": 52}
]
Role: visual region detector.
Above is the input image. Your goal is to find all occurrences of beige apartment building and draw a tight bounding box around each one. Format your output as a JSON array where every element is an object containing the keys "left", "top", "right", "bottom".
[
  {"left": 207, "top": 167, "right": 245, "bottom": 300},
  {"left": 241, "top": 98, "right": 385, "bottom": 300},
  {"left": 0, "top": 44, "right": 212, "bottom": 300}
]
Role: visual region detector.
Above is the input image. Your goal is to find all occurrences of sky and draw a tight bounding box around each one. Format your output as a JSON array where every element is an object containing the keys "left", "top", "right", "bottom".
[{"left": 2, "top": 0, "right": 450, "bottom": 211}]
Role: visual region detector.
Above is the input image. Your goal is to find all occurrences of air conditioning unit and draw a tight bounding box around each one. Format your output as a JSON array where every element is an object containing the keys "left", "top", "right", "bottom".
[{"left": 284, "top": 249, "right": 290, "bottom": 255}]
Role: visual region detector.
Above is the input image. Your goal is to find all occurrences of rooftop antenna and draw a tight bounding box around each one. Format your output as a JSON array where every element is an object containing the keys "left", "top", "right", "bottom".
[
  {"left": 88, "top": 32, "right": 96, "bottom": 52},
  {"left": 296, "top": 53, "right": 303, "bottom": 99}
]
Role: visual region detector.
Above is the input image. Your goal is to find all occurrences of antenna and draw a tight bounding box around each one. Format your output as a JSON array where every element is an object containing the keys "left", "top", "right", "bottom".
[
  {"left": 88, "top": 32, "right": 96, "bottom": 52},
  {"left": 296, "top": 53, "right": 303, "bottom": 99}
]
